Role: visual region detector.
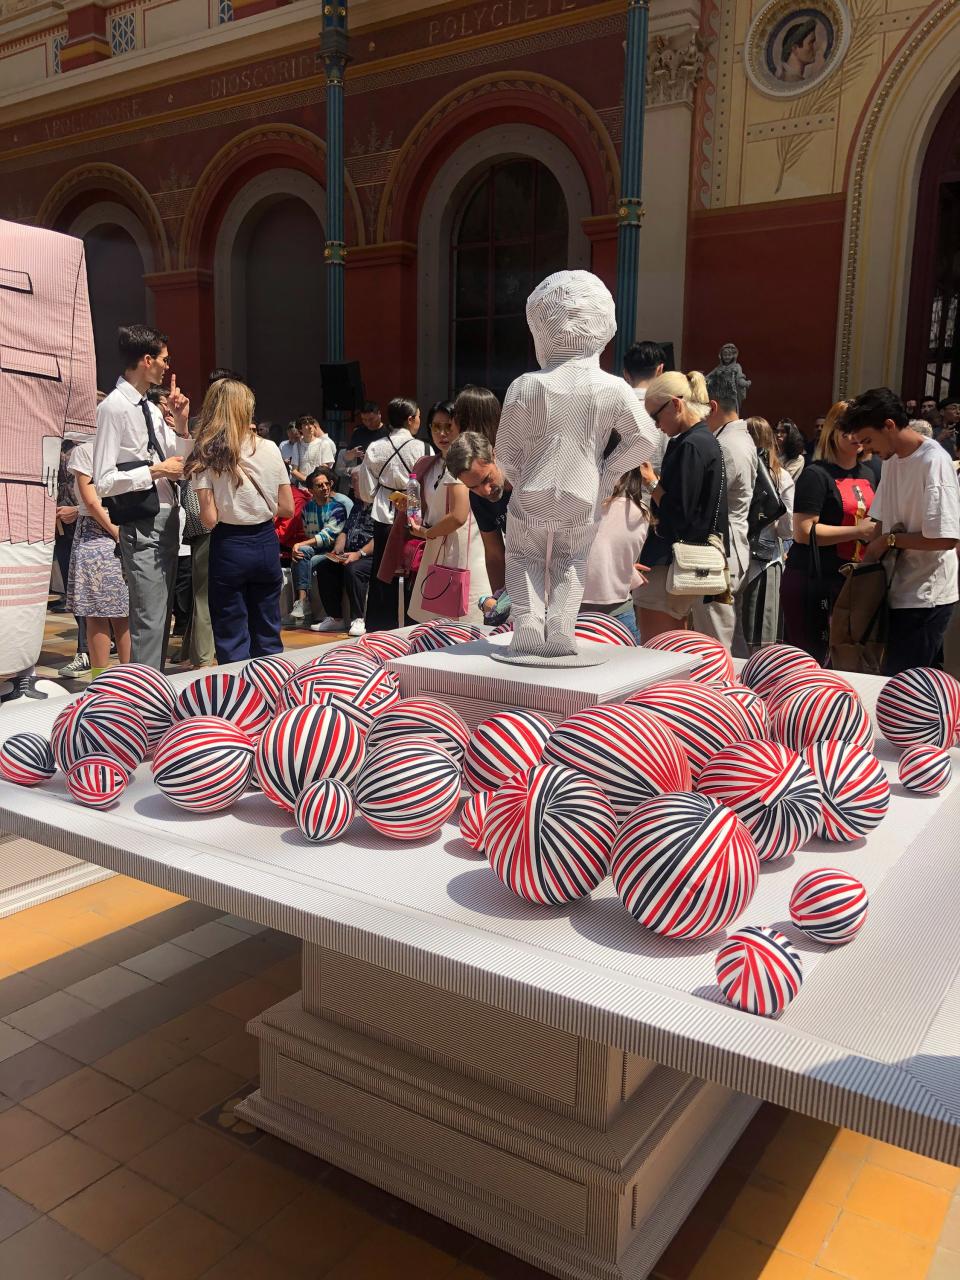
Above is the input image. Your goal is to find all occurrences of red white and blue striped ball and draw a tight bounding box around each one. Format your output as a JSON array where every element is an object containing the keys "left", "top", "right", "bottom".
[
  {"left": 408, "top": 622, "right": 483, "bottom": 654},
  {"left": 354, "top": 740, "right": 461, "bottom": 840},
  {"left": 611, "top": 792, "right": 759, "bottom": 939},
  {"left": 573, "top": 612, "right": 636, "bottom": 647},
  {"left": 357, "top": 631, "right": 412, "bottom": 662},
  {"left": 365, "top": 697, "right": 470, "bottom": 763},
  {"left": 176, "top": 673, "right": 270, "bottom": 738},
  {"left": 153, "top": 716, "right": 255, "bottom": 812},
  {"left": 279, "top": 661, "right": 397, "bottom": 719},
  {"left": 803, "top": 741, "right": 889, "bottom": 842},
  {"left": 485, "top": 764, "right": 617, "bottom": 905},
  {"left": 0, "top": 733, "right": 55, "bottom": 786},
  {"left": 463, "top": 709, "right": 553, "bottom": 794},
  {"left": 626, "top": 681, "right": 753, "bottom": 782},
  {"left": 492, "top": 620, "right": 514, "bottom": 635},
  {"left": 459, "top": 789, "right": 491, "bottom": 850},
  {"left": 771, "top": 686, "right": 874, "bottom": 754},
  {"left": 898, "top": 744, "right": 953, "bottom": 795},
  {"left": 715, "top": 926, "right": 803, "bottom": 1016},
  {"left": 765, "top": 668, "right": 855, "bottom": 715},
  {"left": 295, "top": 778, "right": 355, "bottom": 843},
  {"left": 65, "top": 754, "right": 131, "bottom": 810},
  {"left": 543, "top": 703, "right": 691, "bottom": 821},
  {"left": 789, "top": 867, "right": 868, "bottom": 944},
  {"left": 242, "top": 655, "right": 297, "bottom": 711},
  {"left": 306, "top": 646, "right": 384, "bottom": 675},
  {"left": 719, "top": 685, "right": 769, "bottom": 738},
  {"left": 876, "top": 667, "right": 960, "bottom": 749},
  {"left": 52, "top": 694, "right": 150, "bottom": 773},
  {"left": 89, "top": 664, "right": 176, "bottom": 748},
  {"left": 697, "top": 741, "right": 822, "bottom": 862},
  {"left": 740, "top": 645, "right": 820, "bottom": 700},
  {"left": 644, "top": 630, "right": 735, "bottom": 685},
  {"left": 256, "top": 704, "right": 366, "bottom": 812}
]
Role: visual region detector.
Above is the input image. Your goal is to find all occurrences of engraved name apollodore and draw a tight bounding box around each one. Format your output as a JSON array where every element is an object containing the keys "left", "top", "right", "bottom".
[{"left": 426, "top": 0, "right": 578, "bottom": 45}]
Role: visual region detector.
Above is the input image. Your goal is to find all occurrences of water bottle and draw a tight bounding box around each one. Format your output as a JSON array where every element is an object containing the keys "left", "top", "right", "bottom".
[{"left": 405, "top": 473, "right": 422, "bottom": 529}]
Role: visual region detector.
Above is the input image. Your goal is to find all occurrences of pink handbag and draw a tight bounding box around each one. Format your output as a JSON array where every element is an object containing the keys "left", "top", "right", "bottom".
[{"left": 419, "top": 487, "right": 472, "bottom": 620}]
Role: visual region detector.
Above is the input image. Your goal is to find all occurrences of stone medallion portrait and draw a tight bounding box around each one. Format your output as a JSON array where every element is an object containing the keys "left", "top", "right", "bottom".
[{"left": 744, "top": 0, "right": 851, "bottom": 99}]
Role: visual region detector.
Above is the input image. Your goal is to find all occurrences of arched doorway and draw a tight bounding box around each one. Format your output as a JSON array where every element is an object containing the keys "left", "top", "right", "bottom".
[{"left": 451, "top": 159, "right": 568, "bottom": 402}]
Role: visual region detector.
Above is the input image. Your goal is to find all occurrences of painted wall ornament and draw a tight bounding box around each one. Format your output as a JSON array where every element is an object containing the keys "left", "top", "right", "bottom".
[{"left": 744, "top": 0, "right": 852, "bottom": 99}]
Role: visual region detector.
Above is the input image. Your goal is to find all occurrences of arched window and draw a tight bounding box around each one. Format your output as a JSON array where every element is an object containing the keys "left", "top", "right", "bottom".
[
  {"left": 83, "top": 225, "right": 147, "bottom": 392},
  {"left": 451, "top": 160, "right": 568, "bottom": 402}
]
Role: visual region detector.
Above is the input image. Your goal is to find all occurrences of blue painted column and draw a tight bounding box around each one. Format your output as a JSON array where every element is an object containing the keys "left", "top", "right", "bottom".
[
  {"left": 322, "top": 1, "right": 349, "bottom": 362},
  {"left": 614, "top": 0, "right": 650, "bottom": 373}
]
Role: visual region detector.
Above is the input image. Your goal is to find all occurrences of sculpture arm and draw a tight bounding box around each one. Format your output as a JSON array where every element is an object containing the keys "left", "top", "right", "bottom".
[
  {"left": 494, "top": 389, "right": 528, "bottom": 488},
  {"left": 599, "top": 400, "right": 659, "bottom": 501}
]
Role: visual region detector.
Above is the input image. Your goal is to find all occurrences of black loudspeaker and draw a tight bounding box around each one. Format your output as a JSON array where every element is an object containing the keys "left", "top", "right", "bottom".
[
  {"left": 658, "top": 342, "right": 676, "bottom": 373},
  {"left": 319, "top": 362, "right": 363, "bottom": 412}
]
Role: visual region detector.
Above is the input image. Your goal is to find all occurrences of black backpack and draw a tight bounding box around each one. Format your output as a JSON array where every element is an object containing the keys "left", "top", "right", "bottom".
[{"left": 747, "top": 448, "right": 787, "bottom": 542}]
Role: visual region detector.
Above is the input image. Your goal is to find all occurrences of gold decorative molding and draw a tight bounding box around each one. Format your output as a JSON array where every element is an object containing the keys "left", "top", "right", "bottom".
[{"left": 746, "top": 111, "right": 836, "bottom": 141}]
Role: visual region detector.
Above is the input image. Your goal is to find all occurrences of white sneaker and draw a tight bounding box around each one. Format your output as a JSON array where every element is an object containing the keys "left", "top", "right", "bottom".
[
  {"left": 282, "top": 600, "right": 309, "bottom": 628},
  {"left": 309, "top": 617, "right": 344, "bottom": 633},
  {"left": 58, "top": 652, "right": 91, "bottom": 678},
  {"left": 348, "top": 619, "right": 366, "bottom": 637}
]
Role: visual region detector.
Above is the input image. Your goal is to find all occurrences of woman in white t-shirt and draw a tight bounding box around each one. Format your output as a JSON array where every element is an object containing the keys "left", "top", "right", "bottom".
[{"left": 185, "top": 379, "right": 294, "bottom": 663}]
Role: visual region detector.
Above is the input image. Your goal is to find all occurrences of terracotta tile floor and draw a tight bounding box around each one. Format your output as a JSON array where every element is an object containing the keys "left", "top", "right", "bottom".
[{"left": 0, "top": 606, "right": 955, "bottom": 1279}]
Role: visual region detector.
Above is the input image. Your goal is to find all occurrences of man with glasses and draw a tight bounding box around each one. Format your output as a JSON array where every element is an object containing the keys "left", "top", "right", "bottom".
[
  {"left": 92, "top": 325, "right": 192, "bottom": 671},
  {"left": 284, "top": 467, "right": 347, "bottom": 629}
]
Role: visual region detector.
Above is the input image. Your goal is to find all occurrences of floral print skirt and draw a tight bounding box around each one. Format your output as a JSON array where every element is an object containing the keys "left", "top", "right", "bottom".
[{"left": 66, "top": 517, "right": 129, "bottom": 619}]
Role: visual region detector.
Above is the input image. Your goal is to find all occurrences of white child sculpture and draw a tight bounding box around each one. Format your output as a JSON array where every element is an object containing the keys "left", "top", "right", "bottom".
[{"left": 495, "top": 270, "right": 659, "bottom": 662}]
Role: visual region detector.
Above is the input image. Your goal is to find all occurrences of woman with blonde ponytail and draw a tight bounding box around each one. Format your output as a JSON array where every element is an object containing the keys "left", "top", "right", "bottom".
[{"left": 631, "top": 369, "right": 729, "bottom": 641}]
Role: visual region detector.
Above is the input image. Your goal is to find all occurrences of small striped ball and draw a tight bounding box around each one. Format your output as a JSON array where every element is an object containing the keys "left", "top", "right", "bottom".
[
  {"left": 492, "top": 620, "right": 514, "bottom": 635},
  {"left": 279, "top": 662, "right": 398, "bottom": 726},
  {"left": 719, "top": 685, "right": 769, "bottom": 738},
  {"left": 242, "top": 655, "right": 297, "bottom": 711},
  {"left": 574, "top": 612, "right": 636, "bottom": 646},
  {"left": 357, "top": 631, "right": 412, "bottom": 661},
  {"left": 459, "top": 790, "right": 491, "bottom": 850},
  {"left": 153, "top": 717, "right": 255, "bottom": 812},
  {"left": 765, "top": 668, "right": 855, "bottom": 715},
  {"left": 306, "top": 646, "right": 384, "bottom": 675},
  {"left": 89, "top": 664, "right": 176, "bottom": 748},
  {"left": 626, "top": 681, "right": 753, "bottom": 782},
  {"left": 789, "top": 867, "right": 868, "bottom": 944},
  {"left": 354, "top": 740, "right": 461, "bottom": 840},
  {"left": 543, "top": 703, "right": 691, "bottom": 821},
  {"left": 0, "top": 733, "right": 55, "bottom": 786},
  {"left": 295, "top": 778, "right": 355, "bottom": 843},
  {"left": 485, "top": 764, "right": 617, "bottom": 904},
  {"left": 52, "top": 694, "right": 150, "bottom": 773},
  {"left": 463, "top": 709, "right": 553, "bottom": 794},
  {"left": 611, "top": 792, "right": 759, "bottom": 939},
  {"left": 365, "top": 697, "right": 470, "bottom": 764},
  {"left": 256, "top": 704, "right": 366, "bottom": 812},
  {"left": 644, "top": 630, "right": 735, "bottom": 685},
  {"left": 176, "top": 673, "right": 270, "bottom": 738},
  {"left": 740, "top": 645, "right": 820, "bottom": 699},
  {"left": 715, "top": 926, "right": 803, "bottom": 1016},
  {"left": 697, "top": 741, "right": 822, "bottom": 862},
  {"left": 803, "top": 741, "right": 889, "bottom": 842},
  {"left": 408, "top": 622, "right": 483, "bottom": 654},
  {"left": 771, "top": 686, "right": 874, "bottom": 753},
  {"left": 898, "top": 744, "right": 953, "bottom": 795},
  {"left": 65, "top": 755, "right": 131, "bottom": 810},
  {"left": 876, "top": 667, "right": 960, "bottom": 749}
]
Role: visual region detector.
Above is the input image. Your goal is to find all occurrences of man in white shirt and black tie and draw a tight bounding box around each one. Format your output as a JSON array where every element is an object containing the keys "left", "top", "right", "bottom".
[{"left": 93, "top": 325, "right": 192, "bottom": 671}]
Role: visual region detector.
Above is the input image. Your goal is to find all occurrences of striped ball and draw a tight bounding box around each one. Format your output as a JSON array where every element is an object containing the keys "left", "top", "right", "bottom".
[
  {"left": 365, "top": 697, "right": 470, "bottom": 764},
  {"left": 176, "top": 673, "right": 270, "bottom": 738},
  {"left": 574, "top": 612, "right": 636, "bottom": 646},
  {"left": 611, "top": 792, "right": 759, "bottom": 939},
  {"left": 279, "top": 662, "right": 398, "bottom": 725},
  {"left": 740, "top": 645, "right": 820, "bottom": 699},
  {"left": 492, "top": 621, "right": 514, "bottom": 635},
  {"left": 485, "top": 764, "right": 617, "bottom": 904},
  {"left": 153, "top": 717, "right": 255, "bottom": 812},
  {"left": 697, "top": 741, "right": 822, "bottom": 862},
  {"left": 357, "top": 631, "right": 412, "bottom": 661},
  {"left": 0, "top": 733, "right": 55, "bottom": 786},
  {"left": 65, "top": 755, "right": 131, "bottom": 810},
  {"left": 644, "top": 630, "right": 735, "bottom": 685},
  {"left": 89, "top": 664, "right": 176, "bottom": 748},
  {"left": 719, "top": 685, "right": 769, "bottom": 738},
  {"left": 295, "top": 778, "right": 355, "bottom": 843},
  {"left": 463, "top": 709, "right": 553, "bottom": 794},
  {"left": 626, "top": 681, "right": 753, "bottom": 781},
  {"left": 715, "top": 926, "right": 803, "bottom": 1016},
  {"left": 876, "top": 667, "right": 960, "bottom": 749},
  {"left": 354, "top": 740, "right": 461, "bottom": 840},
  {"left": 408, "top": 622, "right": 483, "bottom": 654},
  {"left": 771, "top": 686, "right": 874, "bottom": 753},
  {"left": 803, "top": 741, "right": 889, "bottom": 842},
  {"left": 765, "top": 668, "right": 855, "bottom": 715},
  {"left": 789, "top": 867, "right": 868, "bottom": 944},
  {"left": 52, "top": 694, "right": 150, "bottom": 773},
  {"left": 543, "top": 703, "right": 691, "bottom": 821},
  {"left": 242, "top": 656, "right": 297, "bottom": 711},
  {"left": 459, "top": 790, "right": 491, "bottom": 850},
  {"left": 306, "top": 646, "right": 384, "bottom": 675},
  {"left": 898, "top": 744, "right": 953, "bottom": 795},
  {"left": 256, "top": 704, "right": 366, "bottom": 812}
]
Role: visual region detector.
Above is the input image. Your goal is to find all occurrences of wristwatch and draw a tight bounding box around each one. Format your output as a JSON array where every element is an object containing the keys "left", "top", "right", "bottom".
[{"left": 886, "top": 532, "right": 897, "bottom": 549}]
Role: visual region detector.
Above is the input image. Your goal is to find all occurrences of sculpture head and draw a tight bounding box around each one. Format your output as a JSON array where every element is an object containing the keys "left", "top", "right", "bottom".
[
  {"left": 719, "top": 343, "right": 739, "bottom": 365},
  {"left": 526, "top": 270, "right": 617, "bottom": 369}
]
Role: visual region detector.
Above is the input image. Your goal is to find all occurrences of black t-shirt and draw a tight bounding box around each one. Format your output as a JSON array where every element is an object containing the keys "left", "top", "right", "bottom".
[
  {"left": 349, "top": 425, "right": 386, "bottom": 453},
  {"left": 470, "top": 490, "right": 510, "bottom": 535},
  {"left": 643, "top": 423, "right": 727, "bottom": 567},
  {"left": 785, "top": 461, "right": 876, "bottom": 576}
]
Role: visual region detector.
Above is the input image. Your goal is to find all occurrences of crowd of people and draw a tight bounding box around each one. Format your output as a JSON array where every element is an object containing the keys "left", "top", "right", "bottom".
[{"left": 50, "top": 325, "right": 960, "bottom": 681}]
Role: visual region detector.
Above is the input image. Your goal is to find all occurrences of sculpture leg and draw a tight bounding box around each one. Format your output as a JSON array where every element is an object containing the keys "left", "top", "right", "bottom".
[
  {"left": 504, "top": 519, "right": 548, "bottom": 654},
  {"left": 542, "top": 525, "right": 595, "bottom": 658}
]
